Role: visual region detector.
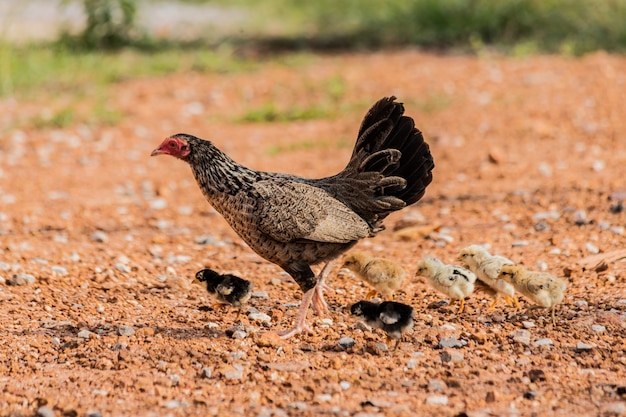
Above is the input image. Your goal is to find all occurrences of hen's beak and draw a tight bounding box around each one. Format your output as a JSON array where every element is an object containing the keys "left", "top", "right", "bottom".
[{"left": 150, "top": 147, "right": 164, "bottom": 156}]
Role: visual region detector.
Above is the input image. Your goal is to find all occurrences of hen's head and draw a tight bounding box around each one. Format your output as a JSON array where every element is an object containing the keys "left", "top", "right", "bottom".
[{"left": 151, "top": 134, "right": 193, "bottom": 159}]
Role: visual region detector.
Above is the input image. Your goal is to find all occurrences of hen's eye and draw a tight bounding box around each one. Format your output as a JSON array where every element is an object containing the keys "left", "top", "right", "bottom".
[
  {"left": 181, "top": 145, "right": 188, "bottom": 151},
  {"left": 169, "top": 142, "right": 176, "bottom": 148}
]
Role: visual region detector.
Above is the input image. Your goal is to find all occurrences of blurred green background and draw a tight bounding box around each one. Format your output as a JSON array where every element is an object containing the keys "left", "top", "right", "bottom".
[{"left": 1, "top": 0, "right": 625, "bottom": 98}]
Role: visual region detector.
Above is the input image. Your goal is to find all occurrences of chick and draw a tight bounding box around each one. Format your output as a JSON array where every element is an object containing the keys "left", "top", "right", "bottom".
[
  {"left": 193, "top": 268, "right": 253, "bottom": 320},
  {"left": 457, "top": 245, "right": 518, "bottom": 310},
  {"left": 350, "top": 300, "right": 414, "bottom": 351},
  {"left": 342, "top": 252, "right": 406, "bottom": 301},
  {"left": 415, "top": 257, "right": 476, "bottom": 313},
  {"left": 498, "top": 264, "right": 567, "bottom": 325}
]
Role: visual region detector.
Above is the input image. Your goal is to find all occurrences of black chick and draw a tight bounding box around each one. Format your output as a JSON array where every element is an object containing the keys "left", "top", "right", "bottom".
[
  {"left": 194, "top": 268, "right": 253, "bottom": 320},
  {"left": 350, "top": 300, "right": 414, "bottom": 351}
]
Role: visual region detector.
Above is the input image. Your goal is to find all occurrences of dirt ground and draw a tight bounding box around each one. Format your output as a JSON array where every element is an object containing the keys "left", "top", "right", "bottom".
[{"left": 1, "top": 49, "right": 625, "bottom": 417}]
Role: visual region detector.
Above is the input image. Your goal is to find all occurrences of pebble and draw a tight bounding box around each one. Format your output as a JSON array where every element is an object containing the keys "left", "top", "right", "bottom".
[
  {"left": 230, "top": 330, "right": 247, "bottom": 339},
  {"left": 534, "top": 210, "right": 560, "bottom": 220},
  {"left": 221, "top": 364, "right": 244, "bottom": 380},
  {"left": 522, "top": 321, "right": 535, "bottom": 329},
  {"left": 438, "top": 337, "right": 466, "bottom": 348},
  {"left": 339, "top": 381, "right": 351, "bottom": 390},
  {"left": 256, "top": 332, "right": 282, "bottom": 348},
  {"left": 576, "top": 342, "right": 593, "bottom": 352},
  {"left": 533, "top": 338, "right": 553, "bottom": 347},
  {"left": 194, "top": 235, "right": 217, "bottom": 245},
  {"left": 440, "top": 350, "right": 464, "bottom": 363},
  {"left": 115, "top": 263, "right": 131, "bottom": 273},
  {"left": 251, "top": 291, "right": 269, "bottom": 299},
  {"left": 512, "top": 240, "right": 529, "bottom": 247},
  {"left": 91, "top": 231, "right": 108, "bottom": 243},
  {"left": 36, "top": 407, "right": 55, "bottom": 417},
  {"left": 406, "top": 358, "right": 418, "bottom": 369},
  {"left": 338, "top": 337, "right": 355, "bottom": 350},
  {"left": 428, "top": 379, "right": 447, "bottom": 393},
  {"left": 315, "top": 394, "right": 333, "bottom": 402},
  {"left": 574, "top": 300, "right": 588, "bottom": 308},
  {"left": 509, "top": 329, "right": 531, "bottom": 346},
  {"left": 149, "top": 198, "right": 167, "bottom": 210},
  {"left": 585, "top": 242, "right": 600, "bottom": 254},
  {"left": 9, "top": 273, "right": 36, "bottom": 285},
  {"left": 77, "top": 330, "right": 93, "bottom": 339},
  {"left": 591, "top": 324, "right": 606, "bottom": 333},
  {"left": 51, "top": 266, "right": 68, "bottom": 275},
  {"left": 248, "top": 312, "right": 272, "bottom": 324},
  {"left": 118, "top": 325, "right": 135, "bottom": 336},
  {"left": 201, "top": 367, "right": 212, "bottom": 378},
  {"left": 163, "top": 400, "right": 185, "bottom": 409},
  {"left": 425, "top": 395, "right": 449, "bottom": 405},
  {"left": 573, "top": 210, "right": 590, "bottom": 225},
  {"left": 86, "top": 411, "right": 102, "bottom": 417},
  {"left": 270, "top": 278, "right": 283, "bottom": 286}
]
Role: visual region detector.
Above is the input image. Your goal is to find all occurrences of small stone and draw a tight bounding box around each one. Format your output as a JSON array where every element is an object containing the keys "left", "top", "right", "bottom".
[
  {"left": 77, "top": 330, "right": 93, "bottom": 339},
  {"left": 51, "top": 266, "right": 68, "bottom": 275},
  {"left": 201, "top": 367, "right": 212, "bottom": 378},
  {"left": 533, "top": 338, "right": 553, "bottom": 347},
  {"left": 585, "top": 242, "right": 600, "bottom": 254},
  {"left": 438, "top": 337, "right": 465, "bottom": 348},
  {"left": 406, "top": 358, "right": 418, "bottom": 369},
  {"left": 573, "top": 210, "right": 590, "bottom": 225},
  {"left": 522, "top": 321, "right": 535, "bottom": 329},
  {"left": 339, "top": 381, "right": 351, "bottom": 390},
  {"left": 256, "top": 332, "right": 282, "bottom": 348},
  {"left": 118, "top": 325, "right": 135, "bottom": 336},
  {"left": 523, "top": 391, "right": 538, "bottom": 400},
  {"left": 528, "top": 369, "right": 546, "bottom": 382},
  {"left": 225, "top": 323, "right": 245, "bottom": 338},
  {"left": 220, "top": 364, "right": 244, "bottom": 380},
  {"left": 194, "top": 235, "right": 217, "bottom": 245},
  {"left": 591, "top": 324, "right": 606, "bottom": 333},
  {"left": 169, "top": 374, "right": 181, "bottom": 387},
  {"left": 91, "top": 231, "right": 108, "bottom": 243},
  {"left": 509, "top": 329, "right": 531, "bottom": 346},
  {"left": 86, "top": 411, "right": 102, "bottom": 417},
  {"left": 574, "top": 300, "right": 588, "bottom": 308},
  {"left": 485, "top": 391, "right": 497, "bottom": 403},
  {"left": 163, "top": 400, "right": 184, "bottom": 409},
  {"left": 135, "top": 327, "right": 155, "bottom": 337},
  {"left": 270, "top": 278, "right": 283, "bottom": 286},
  {"left": 428, "top": 379, "right": 447, "bottom": 393},
  {"left": 425, "top": 395, "right": 448, "bottom": 405},
  {"left": 149, "top": 198, "right": 167, "bottom": 210},
  {"left": 9, "top": 273, "right": 36, "bottom": 285},
  {"left": 248, "top": 312, "right": 271, "bottom": 324},
  {"left": 603, "top": 402, "right": 626, "bottom": 415},
  {"left": 315, "top": 394, "right": 333, "bottom": 403},
  {"left": 36, "top": 407, "right": 55, "bottom": 417},
  {"left": 576, "top": 342, "right": 593, "bottom": 352},
  {"left": 115, "top": 263, "right": 131, "bottom": 273},
  {"left": 251, "top": 291, "right": 269, "bottom": 299},
  {"left": 230, "top": 330, "right": 247, "bottom": 339},
  {"left": 512, "top": 240, "right": 529, "bottom": 247},
  {"left": 338, "top": 337, "right": 355, "bottom": 350}
]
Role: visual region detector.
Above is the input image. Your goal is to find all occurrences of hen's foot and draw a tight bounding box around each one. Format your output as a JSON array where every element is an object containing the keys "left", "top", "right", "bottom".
[{"left": 276, "top": 287, "right": 314, "bottom": 339}]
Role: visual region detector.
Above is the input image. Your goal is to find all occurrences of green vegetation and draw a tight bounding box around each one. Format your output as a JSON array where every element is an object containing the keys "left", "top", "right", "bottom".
[
  {"left": 221, "top": 0, "right": 626, "bottom": 55},
  {"left": 266, "top": 138, "right": 352, "bottom": 156},
  {"left": 239, "top": 103, "right": 333, "bottom": 123}
]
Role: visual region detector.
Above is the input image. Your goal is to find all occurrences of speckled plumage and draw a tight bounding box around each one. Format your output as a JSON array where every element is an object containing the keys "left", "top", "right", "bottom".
[
  {"left": 152, "top": 96, "right": 434, "bottom": 337},
  {"left": 194, "top": 268, "right": 253, "bottom": 308}
]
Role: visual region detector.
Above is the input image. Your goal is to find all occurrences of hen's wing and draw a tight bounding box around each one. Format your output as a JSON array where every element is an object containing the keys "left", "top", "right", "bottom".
[{"left": 253, "top": 179, "right": 371, "bottom": 243}]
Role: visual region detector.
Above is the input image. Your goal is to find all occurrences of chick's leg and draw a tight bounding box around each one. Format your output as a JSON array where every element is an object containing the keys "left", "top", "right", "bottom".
[
  {"left": 458, "top": 298, "right": 465, "bottom": 314},
  {"left": 365, "top": 290, "right": 378, "bottom": 300}
]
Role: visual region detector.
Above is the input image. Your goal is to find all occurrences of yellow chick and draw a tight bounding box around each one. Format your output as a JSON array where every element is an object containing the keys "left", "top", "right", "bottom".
[
  {"left": 341, "top": 252, "right": 406, "bottom": 301},
  {"left": 498, "top": 264, "right": 567, "bottom": 325},
  {"left": 415, "top": 257, "right": 476, "bottom": 313},
  {"left": 458, "top": 244, "right": 518, "bottom": 310}
]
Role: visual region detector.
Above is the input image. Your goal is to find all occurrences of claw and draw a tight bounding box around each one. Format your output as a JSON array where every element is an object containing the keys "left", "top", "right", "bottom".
[{"left": 365, "top": 289, "right": 378, "bottom": 300}]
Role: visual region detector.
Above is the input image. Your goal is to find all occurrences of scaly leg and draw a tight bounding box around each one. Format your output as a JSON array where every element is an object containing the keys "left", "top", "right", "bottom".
[
  {"left": 311, "top": 261, "right": 335, "bottom": 316},
  {"left": 276, "top": 287, "right": 315, "bottom": 339},
  {"left": 487, "top": 295, "right": 499, "bottom": 310}
]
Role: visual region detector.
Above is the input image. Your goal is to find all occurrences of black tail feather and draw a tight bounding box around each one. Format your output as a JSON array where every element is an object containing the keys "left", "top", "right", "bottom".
[{"left": 338, "top": 96, "right": 434, "bottom": 225}]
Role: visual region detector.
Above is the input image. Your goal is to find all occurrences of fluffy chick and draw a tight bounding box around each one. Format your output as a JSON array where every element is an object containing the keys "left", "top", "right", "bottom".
[
  {"left": 498, "top": 264, "right": 567, "bottom": 325},
  {"left": 342, "top": 252, "right": 406, "bottom": 301},
  {"left": 350, "top": 300, "right": 414, "bottom": 350},
  {"left": 193, "top": 268, "right": 253, "bottom": 320},
  {"left": 458, "top": 244, "right": 518, "bottom": 310},
  {"left": 415, "top": 257, "right": 476, "bottom": 313}
]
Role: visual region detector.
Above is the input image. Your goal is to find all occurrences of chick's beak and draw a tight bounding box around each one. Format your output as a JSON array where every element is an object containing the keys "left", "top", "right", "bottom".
[{"left": 192, "top": 278, "right": 201, "bottom": 285}]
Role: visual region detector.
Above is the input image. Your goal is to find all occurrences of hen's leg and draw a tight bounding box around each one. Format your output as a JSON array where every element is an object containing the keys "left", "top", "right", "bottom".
[
  {"left": 276, "top": 288, "right": 314, "bottom": 339},
  {"left": 312, "top": 261, "right": 335, "bottom": 316}
]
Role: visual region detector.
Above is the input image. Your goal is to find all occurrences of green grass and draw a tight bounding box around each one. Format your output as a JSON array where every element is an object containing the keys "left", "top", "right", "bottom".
[
  {"left": 0, "top": 43, "right": 255, "bottom": 98},
  {"left": 266, "top": 137, "right": 351, "bottom": 156},
  {"left": 216, "top": 0, "right": 626, "bottom": 55}
]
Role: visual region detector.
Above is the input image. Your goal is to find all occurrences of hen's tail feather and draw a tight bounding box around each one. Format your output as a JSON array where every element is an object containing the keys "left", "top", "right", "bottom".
[{"left": 341, "top": 96, "right": 434, "bottom": 220}]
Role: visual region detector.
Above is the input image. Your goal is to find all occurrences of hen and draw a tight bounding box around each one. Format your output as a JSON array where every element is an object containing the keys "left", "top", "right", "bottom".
[{"left": 151, "top": 96, "right": 434, "bottom": 338}]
